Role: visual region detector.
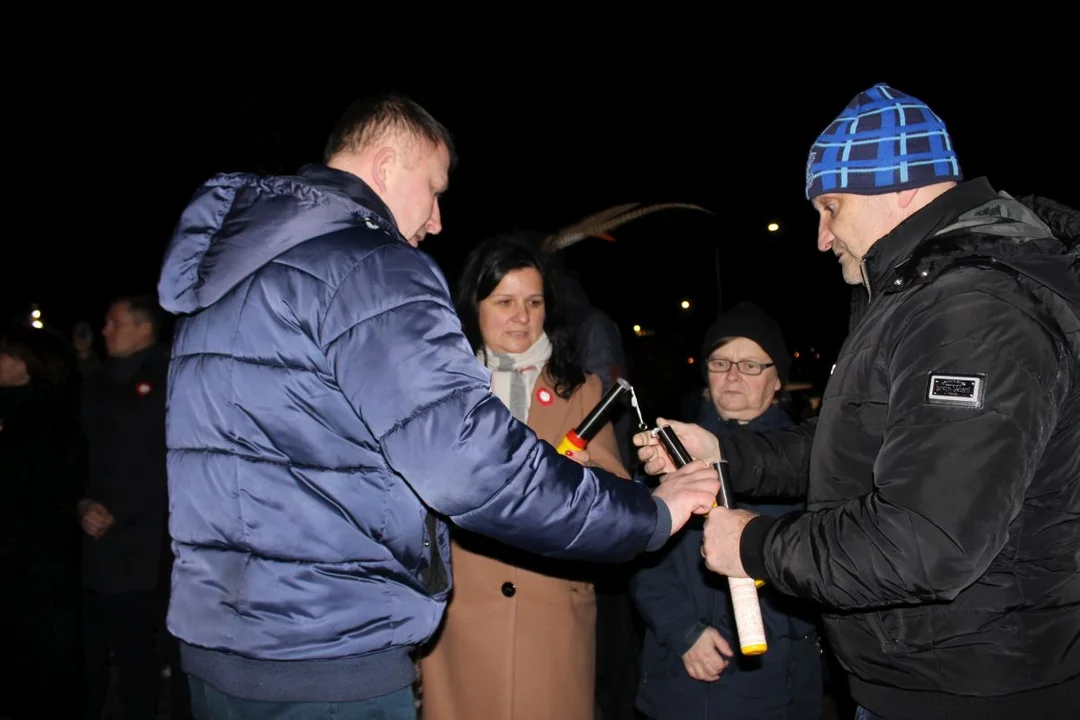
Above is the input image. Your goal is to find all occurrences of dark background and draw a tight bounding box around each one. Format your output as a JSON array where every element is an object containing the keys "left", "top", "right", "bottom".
[{"left": 4, "top": 63, "right": 1074, "bottom": 420}]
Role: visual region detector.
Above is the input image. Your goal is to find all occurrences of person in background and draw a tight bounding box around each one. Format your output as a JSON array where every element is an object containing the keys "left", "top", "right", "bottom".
[
  {"left": 73, "top": 321, "right": 102, "bottom": 378},
  {"left": 419, "top": 234, "right": 630, "bottom": 720},
  {"left": 631, "top": 301, "right": 821, "bottom": 720},
  {"left": 0, "top": 324, "right": 85, "bottom": 719},
  {"left": 78, "top": 294, "right": 181, "bottom": 719}
]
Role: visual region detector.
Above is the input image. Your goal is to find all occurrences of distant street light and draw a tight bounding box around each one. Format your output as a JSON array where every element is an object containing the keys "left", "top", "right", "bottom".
[
  {"left": 31, "top": 309, "right": 41, "bottom": 319},
  {"left": 680, "top": 300, "right": 690, "bottom": 310},
  {"left": 633, "top": 324, "right": 642, "bottom": 333},
  {"left": 767, "top": 222, "right": 779, "bottom": 232},
  {"left": 31, "top": 319, "right": 43, "bottom": 329}
]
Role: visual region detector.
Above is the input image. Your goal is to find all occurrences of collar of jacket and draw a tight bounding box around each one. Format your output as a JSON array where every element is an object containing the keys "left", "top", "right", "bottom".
[
  {"left": 296, "top": 163, "right": 398, "bottom": 234},
  {"left": 858, "top": 177, "right": 999, "bottom": 301},
  {"left": 106, "top": 343, "right": 168, "bottom": 385}
]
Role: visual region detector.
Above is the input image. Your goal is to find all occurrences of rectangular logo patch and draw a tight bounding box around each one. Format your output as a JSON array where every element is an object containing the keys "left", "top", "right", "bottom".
[{"left": 926, "top": 373, "right": 985, "bottom": 408}]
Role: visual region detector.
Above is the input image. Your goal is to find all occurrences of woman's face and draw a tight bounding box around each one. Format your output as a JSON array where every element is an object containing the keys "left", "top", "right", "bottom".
[
  {"left": 478, "top": 266, "right": 546, "bottom": 354},
  {"left": 0, "top": 352, "right": 30, "bottom": 387},
  {"left": 706, "top": 337, "right": 781, "bottom": 422}
]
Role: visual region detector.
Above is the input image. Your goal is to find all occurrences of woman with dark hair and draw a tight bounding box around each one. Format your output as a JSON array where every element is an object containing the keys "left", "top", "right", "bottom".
[
  {"left": 420, "top": 235, "right": 631, "bottom": 720},
  {"left": 0, "top": 324, "right": 85, "bottom": 719},
  {"left": 453, "top": 233, "right": 585, "bottom": 399}
]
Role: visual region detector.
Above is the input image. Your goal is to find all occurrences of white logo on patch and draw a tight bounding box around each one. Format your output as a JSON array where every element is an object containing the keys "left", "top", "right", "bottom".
[{"left": 926, "top": 373, "right": 985, "bottom": 408}]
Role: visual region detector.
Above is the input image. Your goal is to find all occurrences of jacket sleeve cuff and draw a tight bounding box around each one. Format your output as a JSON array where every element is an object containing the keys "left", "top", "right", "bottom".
[
  {"left": 646, "top": 497, "right": 672, "bottom": 552},
  {"left": 739, "top": 513, "right": 778, "bottom": 581},
  {"left": 669, "top": 621, "right": 709, "bottom": 657}
]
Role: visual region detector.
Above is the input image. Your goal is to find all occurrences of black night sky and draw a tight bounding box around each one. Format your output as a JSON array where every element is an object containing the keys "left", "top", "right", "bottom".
[{"left": 4, "top": 62, "right": 1074, "bottom": 417}]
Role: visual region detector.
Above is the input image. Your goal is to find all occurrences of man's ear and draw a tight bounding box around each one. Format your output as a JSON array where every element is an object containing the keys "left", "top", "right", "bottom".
[
  {"left": 137, "top": 320, "right": 155, "bottom": 344},
  {"left": 371, "top": 146, "right": 396, "bottom": 193},
  {"left": 896, "top": 188, "right": 919, "bottom": 209}
]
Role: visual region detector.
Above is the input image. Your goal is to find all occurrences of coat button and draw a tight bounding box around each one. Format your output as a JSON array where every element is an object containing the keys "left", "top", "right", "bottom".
[{"left": 501, "top": 582, "right": 516, "bottom": 597}]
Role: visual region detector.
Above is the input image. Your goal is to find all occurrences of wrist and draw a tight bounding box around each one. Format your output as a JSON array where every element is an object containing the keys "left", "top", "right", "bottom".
[
  {"left": 739, "top": 514, "right": 778, "bottom": 581},
  {"left": 647, "top": 497, "right": 672, "bottom": 551},
  {"left": 674, "top": 621, "right": 709, "bottom": 657}
]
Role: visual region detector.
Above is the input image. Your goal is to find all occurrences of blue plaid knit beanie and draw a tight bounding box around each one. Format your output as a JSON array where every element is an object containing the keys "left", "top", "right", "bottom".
[{"left": 804, "top": 83, "right": 962, "bottom": 200}]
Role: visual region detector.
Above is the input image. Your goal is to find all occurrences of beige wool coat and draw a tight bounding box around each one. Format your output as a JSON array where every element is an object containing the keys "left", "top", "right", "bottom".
[{"left": 419, "top": 369, "right": 631, "bottom": 720}]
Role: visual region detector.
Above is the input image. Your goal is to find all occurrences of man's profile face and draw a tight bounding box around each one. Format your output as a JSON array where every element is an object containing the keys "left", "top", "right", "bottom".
[
  {"left": 383, "top": 140, "right": 450, "bottom": 248},
  {"left": 102, "top": 301, "right": 152, "bottom": 358},
  {"left": 812, "top": 192, "right": 904, "bottom": 286}
]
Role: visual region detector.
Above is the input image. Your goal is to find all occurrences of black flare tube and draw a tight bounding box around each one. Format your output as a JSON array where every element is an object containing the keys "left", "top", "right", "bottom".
[
  {"left": 555, "top": 378, "right": 632, "bottom": 455},
  {"left": 656, "top": 425, "right": 736, "bottom": 508},
  {"left": 655, "top": 424, "right": 694, "bottom": 468}
]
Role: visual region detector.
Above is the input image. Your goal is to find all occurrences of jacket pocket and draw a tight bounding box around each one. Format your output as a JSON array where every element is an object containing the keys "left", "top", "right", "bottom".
[{"left": 862, "top": 606, "right": 932, "bottom": 654}]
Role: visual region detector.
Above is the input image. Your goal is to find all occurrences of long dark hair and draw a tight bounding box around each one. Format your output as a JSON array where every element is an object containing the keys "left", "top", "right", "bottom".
[{"left": 454, "top": 233, "right": 585, "bottom": 400}]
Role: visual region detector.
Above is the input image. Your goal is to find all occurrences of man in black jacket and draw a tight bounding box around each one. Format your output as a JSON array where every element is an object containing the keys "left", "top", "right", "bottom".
[
  {"left": 634, "top": 83, "right": 1080, "bottom": 719},
  {"left": 77, "top": 294, "right": 187, "bottom": 719}
]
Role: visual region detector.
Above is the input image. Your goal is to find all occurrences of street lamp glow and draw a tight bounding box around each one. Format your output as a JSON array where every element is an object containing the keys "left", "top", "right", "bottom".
[
  {"left": 767, "top": 222, "right": 779, "bottom": 232},
  {"left": 680, "top": 300, "right": 690, "bottom": 310},
  {"left": 632, "top": 324, "right": 641, "bottom": 333},
  {"left": 31, "top": 319, "right": 43, "bottom": 329},
  {"left": 31, "top": 309, "right": 41, "bottom": 319}
]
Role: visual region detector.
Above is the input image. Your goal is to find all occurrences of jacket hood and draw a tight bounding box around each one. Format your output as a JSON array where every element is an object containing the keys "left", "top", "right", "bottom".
[
  {"left": 1017, "top": 194, "right": 1079, "bottom": 251},
  {"left": 857, "top": 179, "right": 1078, "bottom": 327},
  {"left": 916, "top": 192, "right": 1080, "bottom": 314},
  {"left": 158, "top": 165, "right": 401, "bottom": 315}
]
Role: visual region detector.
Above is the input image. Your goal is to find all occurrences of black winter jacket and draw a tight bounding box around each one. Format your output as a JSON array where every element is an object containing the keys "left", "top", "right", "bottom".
[{"left": 721, "top": 179, "right": 1080, "bottom": 719}]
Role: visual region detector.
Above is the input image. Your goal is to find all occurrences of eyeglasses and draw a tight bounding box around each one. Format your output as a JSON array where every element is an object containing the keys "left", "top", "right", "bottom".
[{"left": 706, "top": 358, "right": 775, "bottom": 376}]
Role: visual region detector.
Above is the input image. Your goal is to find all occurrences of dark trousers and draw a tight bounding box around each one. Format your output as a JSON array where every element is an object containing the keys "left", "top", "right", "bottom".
[
  {"left": 156, "top": 579, "right": 193, "bottom": 720},
  {"left": 188, "top": 677, "right": 416, "bottom": 719},
  {"left": 0, "top": 559, "right": 84, "bottom": 719},
  {"left": 82, "top": 589, "right": 160, "bottom": 719},
  {"left": 595, "top": 580, "right": 645, "bottom": 720}
]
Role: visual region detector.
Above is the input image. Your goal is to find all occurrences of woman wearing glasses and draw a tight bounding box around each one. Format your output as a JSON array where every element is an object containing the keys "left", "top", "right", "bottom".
[{"left": 629, "top": 301, "right": 823, "bottom": 720}]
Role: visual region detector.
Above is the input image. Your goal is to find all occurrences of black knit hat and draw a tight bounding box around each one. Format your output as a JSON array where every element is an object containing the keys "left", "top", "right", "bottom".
[{"left": 699, "top": 301, "right": 790, "bottom": 384}]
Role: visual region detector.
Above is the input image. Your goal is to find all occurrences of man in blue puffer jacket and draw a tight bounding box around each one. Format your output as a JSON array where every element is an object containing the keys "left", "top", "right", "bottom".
[{"left": 157, "top": 93, "right": 720, "bottom": 718}]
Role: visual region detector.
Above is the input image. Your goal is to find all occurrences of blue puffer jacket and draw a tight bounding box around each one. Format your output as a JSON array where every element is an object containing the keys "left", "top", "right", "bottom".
[{"left": 157, "top": 164, "right": 668, "bottom": 703}]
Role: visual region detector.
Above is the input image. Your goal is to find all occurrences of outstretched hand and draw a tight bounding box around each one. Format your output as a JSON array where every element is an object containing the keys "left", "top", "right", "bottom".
[
  {"left": 651, "top": 460, "right": 721, "bottom": 537},
  {"left": 632, "top": 418, "right": 722, "bottom": 475}
]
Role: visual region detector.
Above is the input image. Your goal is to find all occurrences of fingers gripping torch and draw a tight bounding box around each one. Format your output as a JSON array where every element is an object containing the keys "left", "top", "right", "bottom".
[
  {"left": 555, "top": 377, "right": 647, "bottom": 456},
  {"left": 653, "top": 425, "right": 769, "bottom": 656}
]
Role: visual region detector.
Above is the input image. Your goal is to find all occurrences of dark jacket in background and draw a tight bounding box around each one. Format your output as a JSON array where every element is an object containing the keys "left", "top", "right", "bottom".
[
  {"left": 561, "top": 277, "right": 644, "bottom": 720},
  {"left": 80, "top": 343, "right": 170, "bottom": 594},
  {"left": 631, "top": 401, "right": 822, "bottom": 720},
  {"left": 0, "top": 378, "right": 86, "bottom": 718}
]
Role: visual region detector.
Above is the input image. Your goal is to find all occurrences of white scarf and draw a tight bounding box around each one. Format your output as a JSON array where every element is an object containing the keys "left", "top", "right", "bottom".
[{"left": 481, "top": 333, "right": 553, "bottom": 422}]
